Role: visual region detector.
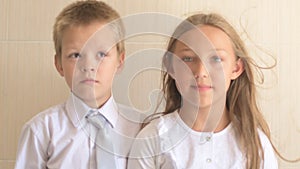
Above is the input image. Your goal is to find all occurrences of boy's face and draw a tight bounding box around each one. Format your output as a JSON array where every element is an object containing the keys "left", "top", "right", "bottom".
[{"left": 55, "top": 21, "right": 124, "bottom": 108}]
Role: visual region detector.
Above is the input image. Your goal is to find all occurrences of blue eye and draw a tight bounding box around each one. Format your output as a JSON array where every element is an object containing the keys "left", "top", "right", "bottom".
[
  {"left": 212, "top": 56, "right": 222, "bottom": 62},
  {"left": 97, "top": 51, "right": 107, "bottom": 58},
  {"left": 182, "top": 56, "right": 194, "bottom": 62}
]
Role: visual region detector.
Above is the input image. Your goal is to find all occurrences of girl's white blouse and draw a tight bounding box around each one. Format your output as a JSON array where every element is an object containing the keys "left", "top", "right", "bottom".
[{"left": 128, "top": 112, "right": 278, "bottom": 169}]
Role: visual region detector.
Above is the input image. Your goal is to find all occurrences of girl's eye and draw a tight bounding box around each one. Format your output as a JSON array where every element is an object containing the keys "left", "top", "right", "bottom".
[
  {"left": 97, "top": 51, "right": 107, "bottom": 58},
  {"left": 182, "top": 56, "right": 194, "bottom": 62},
  {"left": 211, "top": 56, "right": 222, "bottom": 62},
  {"left": 69, "top": 53, "right": 81, "bottom": 59}
]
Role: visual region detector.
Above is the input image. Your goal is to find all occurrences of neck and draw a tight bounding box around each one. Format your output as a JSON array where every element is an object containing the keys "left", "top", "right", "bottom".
[
  {"left": 74, "top": 92, "right": 111, "bottom": 109},
  {"left": 179, "top": 98, "right": 230, "bottom": 133},
  {"left": 192, "top": 108, "right": 230, "bottom": 132}
]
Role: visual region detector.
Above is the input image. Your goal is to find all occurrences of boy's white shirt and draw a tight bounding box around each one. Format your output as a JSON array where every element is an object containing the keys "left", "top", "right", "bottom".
[
  {"left": 14, "top": 93, "right": 141, "bottom": 169},
  {"left": 128, "top": 112, "right": 278, "bottom": 169}
]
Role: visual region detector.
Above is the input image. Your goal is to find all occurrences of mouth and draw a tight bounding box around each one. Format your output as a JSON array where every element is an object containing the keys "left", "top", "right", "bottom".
[
  {"left": 80, "top": 78, "right": 99, "bottom": 84},
  {"left": 191, "top": 84, "right": 212, "bottom": 91}
]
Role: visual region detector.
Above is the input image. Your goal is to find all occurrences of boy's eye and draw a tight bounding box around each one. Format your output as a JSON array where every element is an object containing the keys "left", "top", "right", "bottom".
[
  {"left": 182, "top": 56, "right": 194, "bottom": 62},
  {"left": 69, "top": 53, "right": 81, "bottom": 59},
  {"left": 97, "top": 51, "right": 107, "bottom": 58}
]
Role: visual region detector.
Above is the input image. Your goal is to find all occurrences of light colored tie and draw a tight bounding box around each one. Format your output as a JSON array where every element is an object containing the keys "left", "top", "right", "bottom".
[{"left": 86, "top": 110, "right": 117, "bottom": 169}]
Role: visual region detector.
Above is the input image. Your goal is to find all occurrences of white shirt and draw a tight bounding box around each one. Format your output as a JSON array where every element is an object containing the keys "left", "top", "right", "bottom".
[
  {"left": 128, "top": 112, "right": 278, "bottom": 169},
  {"left": 14, "top": 94, "right": 141, "bottom": 169}
]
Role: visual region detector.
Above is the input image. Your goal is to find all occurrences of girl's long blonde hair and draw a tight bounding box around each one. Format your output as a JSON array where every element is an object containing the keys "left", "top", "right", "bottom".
[{"left": 150, "top": 13, "right": 272, "bottom": 169}]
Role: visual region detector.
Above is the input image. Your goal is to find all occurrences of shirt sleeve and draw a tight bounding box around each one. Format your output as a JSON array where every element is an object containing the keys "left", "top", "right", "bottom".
[
  {"left": 259, "top": 131, "right": 278, "bottom": 169},
  {"left": 14, "top": 124, "right": 48, "bottom": 169},
  {"left": 127, "top": 125, "right": 161, "bottom": 169}
]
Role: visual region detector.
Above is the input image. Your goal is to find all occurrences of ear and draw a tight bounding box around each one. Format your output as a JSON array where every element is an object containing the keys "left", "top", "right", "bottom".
[
  {"left": 54, "top": 54, "right": 64, "bottom": 77},
  {"left": 116, "top": 52, "right": 125, "bottom": 73},
  {"left": 231, "top": 58, "right": 244, "bottom": 80}
]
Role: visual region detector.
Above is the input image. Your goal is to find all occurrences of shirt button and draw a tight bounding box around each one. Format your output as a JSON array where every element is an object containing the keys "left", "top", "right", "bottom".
[
  {"left": 206, "top": 158, "right": 212, "bottom": 163},
  {"left": 206, "top": 136, "right": 211, "bottom": 142}
]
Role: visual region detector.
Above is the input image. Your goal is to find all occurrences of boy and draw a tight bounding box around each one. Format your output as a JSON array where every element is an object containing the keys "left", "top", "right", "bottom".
[{"left": 14, "top": 1, "right": 140, "bottom": 168}]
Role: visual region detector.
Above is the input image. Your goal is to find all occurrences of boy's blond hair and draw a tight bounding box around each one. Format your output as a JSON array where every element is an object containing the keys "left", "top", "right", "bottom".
[{"left": 53, "top": 0, "right": 125, "bottom": 61}]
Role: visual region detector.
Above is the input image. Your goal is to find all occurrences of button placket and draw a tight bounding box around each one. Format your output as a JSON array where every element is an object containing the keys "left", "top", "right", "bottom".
[
  {"left": 204, "top": 133, "right": 213, "bottom": 165},
  {"left": 206, "top": 135, "right": 211, "bottom": 142},
  {"left": 206, "top": 158, "right": 212, "bottom": 163}
]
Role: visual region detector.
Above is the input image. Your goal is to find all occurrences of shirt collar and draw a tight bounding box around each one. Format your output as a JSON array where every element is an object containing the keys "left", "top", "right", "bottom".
[
  {"left": 66, "top": 93, "right": 119, "bottom": 128},
  {"left": 97, "top": 96, "right": 118, "bottom": 128}
]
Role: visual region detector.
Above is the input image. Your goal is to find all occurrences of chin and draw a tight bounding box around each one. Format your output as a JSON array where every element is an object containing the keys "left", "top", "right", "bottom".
[
  {"left": 198, "top": 100, "right": 213, "bottom": 109},
  {"left": 74, "top": 88, "right": 97, "bottom": 100}
]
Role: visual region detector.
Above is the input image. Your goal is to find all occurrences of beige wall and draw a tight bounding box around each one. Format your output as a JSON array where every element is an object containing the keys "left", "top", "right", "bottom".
[{"left": 0, "top": 0, "right": 299, "bottom": 168}]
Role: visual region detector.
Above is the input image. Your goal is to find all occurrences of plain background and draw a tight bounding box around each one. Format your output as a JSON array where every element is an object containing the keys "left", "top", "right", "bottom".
[{"left": 0, "top": 0, "right": 299, "bottom": 168}]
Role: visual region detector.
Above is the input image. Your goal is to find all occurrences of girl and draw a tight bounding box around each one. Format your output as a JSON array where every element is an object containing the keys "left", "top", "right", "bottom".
[{"left": 128, "top": 13, "right": 278, "bottom": 169}]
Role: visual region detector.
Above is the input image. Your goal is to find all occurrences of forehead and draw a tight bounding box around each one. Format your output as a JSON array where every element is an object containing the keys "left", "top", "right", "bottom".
[
  {"left": 174, "top": 25, "right": 234, "bottom": 56},
  {"left": 199, "top": 25, "right": 233, "bottom": 52},
  {"left": 62, "top": 22, "right": 104, "bottom": 44},
  {"left": 61, "top": 21, "right": 117, "bottom": 51}
]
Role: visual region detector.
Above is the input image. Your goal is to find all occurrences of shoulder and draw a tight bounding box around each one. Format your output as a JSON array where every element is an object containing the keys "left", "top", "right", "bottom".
[
  {"left": 257, "top": 129, "right": 278, "bottom": 168},
  {"left": 26, "top": 102, "right": 66, "bottom": 126},
  {"left": 137, "top": 112, "right": 178, "bottom": 138},
  {"left": 129, "top": 113, "right": 178, "bottom": 159},
  {"left": 257, "top": 129, "right": 272, "bottom": 149},
  {"left": 22, "top": 102, "right": 67, "bottom": 137}
]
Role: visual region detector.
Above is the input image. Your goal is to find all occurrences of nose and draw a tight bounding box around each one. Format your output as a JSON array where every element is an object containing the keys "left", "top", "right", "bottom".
[
  {"left": 78, "top": 55, "right": 97, "bottom": 72},
  {"left": 81, "top": 67, "right": 95, "bottom": 72},
  {"left": 194, "top": 60, "right": 208, "bottom": 79}
]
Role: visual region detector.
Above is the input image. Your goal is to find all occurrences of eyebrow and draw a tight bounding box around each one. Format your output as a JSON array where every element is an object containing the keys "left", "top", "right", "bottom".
[
  {"left": 214, "top": 48, "right": 226, "bottom": 52},
  {"left": 177, "top": 47, "right": 230, "bottom": 56},
  {"left": 208, "top": 48, "right": 229, "bottom": 55},
  {"left": 178, "top": 47, "right": 193, "bottom": 52}
]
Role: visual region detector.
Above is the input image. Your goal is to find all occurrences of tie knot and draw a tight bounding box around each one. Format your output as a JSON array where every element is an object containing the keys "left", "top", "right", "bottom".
[{"left": 86, "top": 110, "right": 106, "bottom": 129}]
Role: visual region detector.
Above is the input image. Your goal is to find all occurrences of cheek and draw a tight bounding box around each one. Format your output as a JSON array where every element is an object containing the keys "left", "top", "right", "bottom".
[
  {"left": 62, "top": 63, "right": 75, "bottom": 79},
  {"left": 222, "top": 65, "right": 235, "bottom": 90},
  {"left": 208, "top": 65, "right": 232, "bottom": 90},
  {"left": 96, "top": 63, "right": 118, "bottom": 79},
  {"left": 173, "top": 66, "right": 193, "bottom": 89},
  {"left": 64, "top": 70, "right": 75, "bottom": 89}
]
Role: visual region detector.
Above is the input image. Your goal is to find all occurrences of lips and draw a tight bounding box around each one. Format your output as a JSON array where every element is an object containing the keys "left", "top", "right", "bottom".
[
  {"left": 80, "top": 78, "right": 99, "bottom": 84},
  {"left": 191, "top": 84, "right": 212, "bottom": 91}
]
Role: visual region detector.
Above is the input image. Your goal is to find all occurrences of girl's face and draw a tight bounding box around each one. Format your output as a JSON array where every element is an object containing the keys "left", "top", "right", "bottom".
[{"left": 172, "top": 25, "right": 244, "bottom": 109}]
